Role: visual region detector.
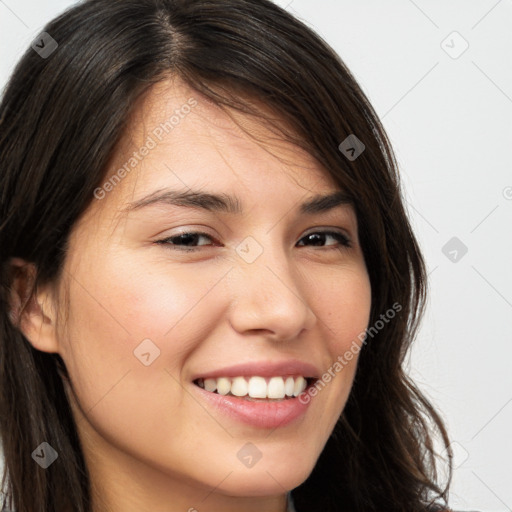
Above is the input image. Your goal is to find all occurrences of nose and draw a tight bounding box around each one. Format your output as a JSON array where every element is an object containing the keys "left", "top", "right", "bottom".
[{"left": 227, "top": 243, "right": 317, "bottom": 342}]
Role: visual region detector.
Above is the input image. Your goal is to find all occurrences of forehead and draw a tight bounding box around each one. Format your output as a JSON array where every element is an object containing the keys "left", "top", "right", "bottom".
[{"left": 97, "top": 78, "right": 339, "bottom": 214}]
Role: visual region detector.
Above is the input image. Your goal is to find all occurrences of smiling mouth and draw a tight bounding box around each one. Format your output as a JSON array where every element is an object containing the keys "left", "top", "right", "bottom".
[{"left": 193, "top": 375, "right": 317, "bottom": 401}]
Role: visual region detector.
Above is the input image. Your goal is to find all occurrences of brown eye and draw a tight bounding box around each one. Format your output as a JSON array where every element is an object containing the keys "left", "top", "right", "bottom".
[
  {"left": 297, "top": 231, "right": 351, "bottom": 249},
  {"left": 156, "top": 232, "right": 217, "bottom": 252}
]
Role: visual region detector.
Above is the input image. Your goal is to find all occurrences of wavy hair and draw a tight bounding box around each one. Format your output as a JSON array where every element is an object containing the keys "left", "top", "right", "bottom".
[{"left": 0, "top": 0, "right": 452, "bottom": 510}]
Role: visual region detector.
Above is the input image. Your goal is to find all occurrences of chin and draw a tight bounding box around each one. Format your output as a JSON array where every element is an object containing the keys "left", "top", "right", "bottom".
[{"left": 213, "top": 454, "right": 316, "bottom": 497}]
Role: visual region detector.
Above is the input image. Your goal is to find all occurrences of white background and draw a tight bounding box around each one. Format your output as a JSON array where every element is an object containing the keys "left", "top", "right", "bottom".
[{"left": 1, "top": 1, "right": 511, "bottom": 511}]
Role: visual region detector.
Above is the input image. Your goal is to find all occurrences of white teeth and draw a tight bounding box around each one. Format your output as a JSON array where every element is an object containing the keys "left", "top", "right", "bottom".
[
  {"left": 231, "top": 376, "right": 248, "bottom": 397},
  {"left": 196, "top": 375, "right": 311, "bottom": 399},
  {"left": 204, "top": 378, "right": 217, "bottom": 393},
  {"left": 248, "top": 376, "right": 267, "bottom": 398},
  {"left": 267, "top": 377, "right": 285, "bottom": 399},
  {"left": 284, "top": 376, "right": 295, "bottom": 397},
  {"left": 216, "top": 377, "right": 231, "bottom": 396},
  {"left": 293, "top": 376, "right": 307, "bottom": 397}
]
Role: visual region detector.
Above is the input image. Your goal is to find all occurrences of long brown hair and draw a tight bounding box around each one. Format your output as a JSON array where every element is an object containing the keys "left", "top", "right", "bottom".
[{"left": 0, "top": 0, "right": 452, "bottom": 510}]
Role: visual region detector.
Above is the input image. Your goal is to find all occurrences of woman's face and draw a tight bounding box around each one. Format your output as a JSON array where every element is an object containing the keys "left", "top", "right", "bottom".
[{"left": 48, "top": 80, "right": 372, "bottom": 510}]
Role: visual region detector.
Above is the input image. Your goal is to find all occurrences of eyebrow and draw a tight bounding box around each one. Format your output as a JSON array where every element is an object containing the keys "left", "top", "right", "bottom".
[{"left": 122, "top": 188, "right": 353, "bottom": 215}]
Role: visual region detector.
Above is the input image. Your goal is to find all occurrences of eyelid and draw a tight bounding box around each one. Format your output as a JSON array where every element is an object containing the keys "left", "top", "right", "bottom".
[
  {"left": 299, "top": 229, "right": 352, "bottom": 248},
  {"left": 302, "top": 226, "right": 351, "bottom": 238},
  {"left": 155, "top": 230, "right": 218, "bottom": 247},
  {"left": 154, "top": 226, "right": 350, "bottom": 240},
  {"left": 155, "top": 226, "right": 353, "bottom": 251}
]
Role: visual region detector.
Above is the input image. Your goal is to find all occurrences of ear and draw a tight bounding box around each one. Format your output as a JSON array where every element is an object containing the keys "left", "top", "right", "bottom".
[{"left": 8, "top": 257, "right": 60, "bottom": 354}]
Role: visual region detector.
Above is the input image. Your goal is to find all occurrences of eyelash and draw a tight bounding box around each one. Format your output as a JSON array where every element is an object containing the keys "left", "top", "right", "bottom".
[{"left": 155, "top": 230, "right": 352, "bottom": 252}]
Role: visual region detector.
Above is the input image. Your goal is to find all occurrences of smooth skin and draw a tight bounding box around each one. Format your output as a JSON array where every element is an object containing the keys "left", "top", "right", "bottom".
[{"left": 12, "top": 78, "right": 372, "bottom": 512}]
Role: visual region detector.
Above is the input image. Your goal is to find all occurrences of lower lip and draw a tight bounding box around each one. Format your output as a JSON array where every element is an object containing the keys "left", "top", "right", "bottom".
[{"left": 192, "top": 383, "right": 314, "bottom": 429}]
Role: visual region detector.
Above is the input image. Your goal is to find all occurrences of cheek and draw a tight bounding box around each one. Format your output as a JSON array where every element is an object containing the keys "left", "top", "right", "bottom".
[
  {"left": 309, "top": 268, "right": 371, "bottom": 428},
  {"left": 59, "top": 253, "right": 231, "bottom": 404},
  {"left": 319, "top": 267, "right": 372, "bottom": 350},
  {"left": 57, "top": 256, "right": 229, "bottom": 465},
  {"left": 62, "top": 251, "right": 371, "bottom": 385}
]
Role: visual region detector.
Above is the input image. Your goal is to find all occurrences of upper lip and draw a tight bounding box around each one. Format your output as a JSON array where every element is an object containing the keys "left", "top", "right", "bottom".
[{"left": 191, "top": 360, "right": 322, "bottom": 381}]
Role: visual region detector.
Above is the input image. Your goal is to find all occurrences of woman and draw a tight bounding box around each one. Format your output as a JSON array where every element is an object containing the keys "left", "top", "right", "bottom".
[{"left": 0, "top": 0, "right": 455, "bottom": 510}]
